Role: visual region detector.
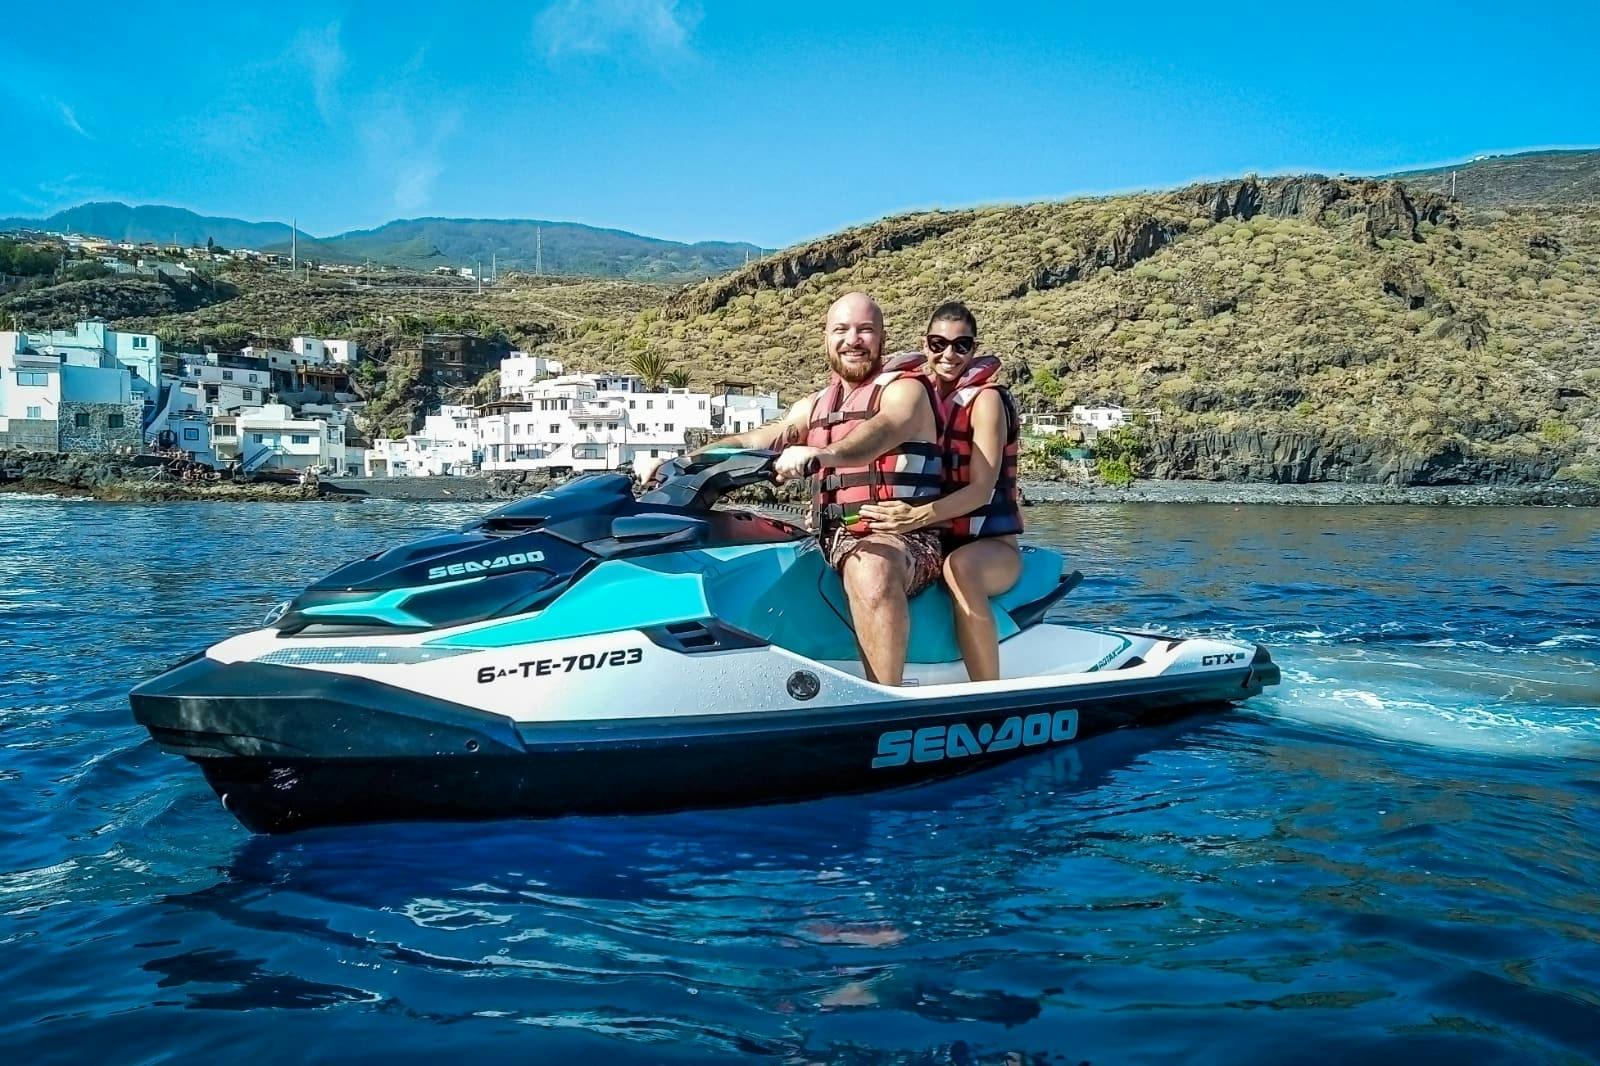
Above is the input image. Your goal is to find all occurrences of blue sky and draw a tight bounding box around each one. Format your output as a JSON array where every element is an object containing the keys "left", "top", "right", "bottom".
[{"left": 2, "top": 1, "right": 1596, "bottom": 248}]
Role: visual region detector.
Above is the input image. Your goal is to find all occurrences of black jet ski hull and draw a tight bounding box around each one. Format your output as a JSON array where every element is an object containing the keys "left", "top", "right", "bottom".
[{"left": 133, "top": 649, "right": 1278, "bottom": 833}]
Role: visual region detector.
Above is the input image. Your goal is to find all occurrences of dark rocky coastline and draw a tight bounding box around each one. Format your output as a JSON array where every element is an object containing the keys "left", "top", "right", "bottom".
[
  {"left": 0, "top": 449, "right": 326, "bottom": 502},
  {"left": 4, "top": 450, "right": 1595, "bottom": 506}
]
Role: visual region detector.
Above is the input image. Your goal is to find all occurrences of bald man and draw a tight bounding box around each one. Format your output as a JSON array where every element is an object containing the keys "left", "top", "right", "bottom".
[{"left": 703, "top": 292, "right": 943, "bottom": 685}]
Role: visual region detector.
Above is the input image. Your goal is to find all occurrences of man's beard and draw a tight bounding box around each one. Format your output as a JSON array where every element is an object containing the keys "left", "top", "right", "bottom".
[{"left": 827, "top": 345, "right": 881, "bottom": 384}]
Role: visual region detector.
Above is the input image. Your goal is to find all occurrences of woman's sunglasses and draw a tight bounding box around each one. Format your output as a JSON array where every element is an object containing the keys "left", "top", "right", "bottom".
[{"left": 925, "top": 335, "right": 977, "bottom": 356}]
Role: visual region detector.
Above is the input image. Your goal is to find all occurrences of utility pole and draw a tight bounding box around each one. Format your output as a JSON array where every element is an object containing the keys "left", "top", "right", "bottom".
[
  {"left": 477, "top": 260, "right": 483, "bottom": 295},
  {"left": 491, "top": 251, "right": 497, "bottom": 283},
  {"left": 536, "top": 226, "right": 542, "bottom": 276},
  {"left": 1450, "top": 170, "right": 1457, "bottom": 200},
  {"left": 291, "top": 219, "right": 298, "bottom": 271}
]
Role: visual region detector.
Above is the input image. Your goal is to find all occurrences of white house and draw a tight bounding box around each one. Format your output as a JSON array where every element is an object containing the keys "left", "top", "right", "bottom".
[
  {"left": 286, "top": 336, "right": 357, "bottom": 366},
  {"left": 1069, "top": 404, "right": 1127, "bottom": 431},
  {"left": 0, "top": 331, "right": 61, "bottom": 451},
  {"left": 1018, "top": 412, "right": 1074, "bottom": 437},
  {"left": 289, "top": 337, "right": 329, "bottom": 365},
  {"left": 0, "top": 329, "right": 143, "bottom": 452},
  {"left": 498, "top": 350, "right": 565, "bottom": 398},
  {"left": 243, "top": 345, "right": 307, "bottom": 374},
  {"left": 233, "top": 404, "right": 349, "bottom": 474},
  {"left": 181, "top": 360, "right": 271, "bottom": 415},
  {"left": 30, "top": 320, "right": 159, "bottom": 390},
  {"left": 711, "top": 386, "right": 782, "bottom": 436},
  {"left": 366, "top": 405, "right": 481, "bottom": 477}
]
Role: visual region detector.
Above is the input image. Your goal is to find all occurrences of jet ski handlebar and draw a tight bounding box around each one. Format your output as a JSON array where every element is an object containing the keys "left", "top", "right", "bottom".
[{"left": 637, "top": 447, "right": 817, "bottom": 512}]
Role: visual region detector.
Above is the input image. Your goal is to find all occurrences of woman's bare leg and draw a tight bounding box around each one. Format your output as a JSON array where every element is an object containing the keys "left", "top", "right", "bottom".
[{"left": 943, "top": 537, "right": 1022, "bottom": 682}]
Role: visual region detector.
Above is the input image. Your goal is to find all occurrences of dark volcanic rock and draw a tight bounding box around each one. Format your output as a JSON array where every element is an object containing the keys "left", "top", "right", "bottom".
[
  {"left": 1146, "top": 427, "right": 1563, "bottom": 486},
  {"left": 1185, "top": 176, "right": 1454, "bottom": 242}
]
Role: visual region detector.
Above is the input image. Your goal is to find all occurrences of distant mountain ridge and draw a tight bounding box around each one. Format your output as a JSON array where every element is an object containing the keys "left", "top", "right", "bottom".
[{"left": 0, "top": 202, "right": 763, "bottom": 281}]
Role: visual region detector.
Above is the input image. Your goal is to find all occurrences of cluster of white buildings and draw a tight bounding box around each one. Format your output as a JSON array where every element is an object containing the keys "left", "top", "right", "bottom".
[
  {"left": 3, "top": 319, "right": 783, "bottom": 482},
  {"left": 0, "top": 319, "right": 365, "bottom": 475},
  {"left": 365, "top": 350, "right": 781, "bottom": 479}
]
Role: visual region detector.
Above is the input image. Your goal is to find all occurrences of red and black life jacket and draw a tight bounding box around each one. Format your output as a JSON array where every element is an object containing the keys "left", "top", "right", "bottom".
[
  {"left": 937, "top": 354, "right": 1022, "bottom": 543},
  {"left": 805, "top": 353, "right": 943, "bottom": 536}
]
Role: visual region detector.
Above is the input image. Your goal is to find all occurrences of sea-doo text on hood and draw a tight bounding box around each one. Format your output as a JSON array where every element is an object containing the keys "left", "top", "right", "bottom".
[{"left": 428, "top": 551, "right": 545, "bottom": 580}]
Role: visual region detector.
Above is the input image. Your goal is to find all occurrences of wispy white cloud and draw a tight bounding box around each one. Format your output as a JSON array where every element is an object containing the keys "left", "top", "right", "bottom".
[
  {"left": 57, "top": 101, "right": 89, "bottom": 139},
  {"left": 6, "top": 187, "right": 52, "bottom": 212},
  {"left": 294, "top": 20, "right": 346, "bottom": 122},
  {"left": 356, "top": 99, "right": 461, "bottom": 214},
  {"left": 534, "top": 0, "right": 701, "bottom": 58}
]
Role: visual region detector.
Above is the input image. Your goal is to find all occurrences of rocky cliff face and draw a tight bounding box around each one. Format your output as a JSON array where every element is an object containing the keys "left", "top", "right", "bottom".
[
  {"left": 1186, "top": 176, "right": 1454, "bottom": 239},
  {"left": 1003, "top": 177, "right": 1459, "bottom": 300},
  {"left": 1146, "top": 426, "right": 1564, "bottom": 485}
]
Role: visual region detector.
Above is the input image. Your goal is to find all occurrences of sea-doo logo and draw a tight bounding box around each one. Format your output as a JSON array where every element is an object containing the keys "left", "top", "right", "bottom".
[
  {"left": 428, "top": 551, "right": 544, "bottom": 580},
  {"left": 1202, "top": 652, "right": 1242, "bottom": 666},
  {"left": 872, "top": 709, "right": 1079, "bottom": 769}
]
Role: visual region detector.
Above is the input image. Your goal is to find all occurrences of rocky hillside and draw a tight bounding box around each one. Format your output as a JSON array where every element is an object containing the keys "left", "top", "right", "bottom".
[
  {"left": 1388, "top": 149, "right": 1600, "bottom": 209},
  {"left": 542, "top": 173, "right": 1599, "bottom": 485},
  {"left": 1, "top": 272, "right": 235, "bottom": 324}
]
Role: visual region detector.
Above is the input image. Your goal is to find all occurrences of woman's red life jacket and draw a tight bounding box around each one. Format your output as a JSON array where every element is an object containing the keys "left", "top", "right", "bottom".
[
  {"left": 804, "top": 353, "right": 943, "bottom": 536},
  {"left": 937, "top": 355, "right": 1023, "bottom": 543}
]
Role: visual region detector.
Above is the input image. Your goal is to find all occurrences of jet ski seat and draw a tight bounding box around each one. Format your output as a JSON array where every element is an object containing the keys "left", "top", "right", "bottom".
[{"left": 727, "top": 544, "right": 1071, "bottom": 665}]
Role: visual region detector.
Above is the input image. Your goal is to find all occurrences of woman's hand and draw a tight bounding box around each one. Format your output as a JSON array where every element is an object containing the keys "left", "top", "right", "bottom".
[{"left": 858, "top": 500, "right": 935, "bottom": 533}]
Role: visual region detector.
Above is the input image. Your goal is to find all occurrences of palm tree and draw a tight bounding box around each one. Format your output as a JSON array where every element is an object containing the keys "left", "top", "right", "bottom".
[
  {"left": 628, "top": 350, "right": 666, "bottom": 391},
  {"left": 662, "top": 369, "right": 690, "bottom": 389}
]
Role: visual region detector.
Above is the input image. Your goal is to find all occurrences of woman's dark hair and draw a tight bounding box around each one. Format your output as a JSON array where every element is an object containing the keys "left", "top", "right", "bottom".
[{"left": 926, "top": 300, "right": 978, "bottom": 337}]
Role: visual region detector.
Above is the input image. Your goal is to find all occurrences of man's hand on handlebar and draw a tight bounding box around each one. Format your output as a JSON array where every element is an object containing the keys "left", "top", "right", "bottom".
[{"left": 774, "top": 445, "right": 827, "bottom": 483}]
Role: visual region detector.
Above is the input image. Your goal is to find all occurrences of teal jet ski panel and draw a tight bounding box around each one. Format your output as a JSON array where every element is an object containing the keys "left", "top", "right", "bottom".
[
  {"left": 432, "top": 539, "right": 1067, "bottom": 665},
  {"left": 433, "top": 558, "right": 713, "bottom": 648},
  {"left": 725, "top": 543, "right": 1066, "bottom": 664}
]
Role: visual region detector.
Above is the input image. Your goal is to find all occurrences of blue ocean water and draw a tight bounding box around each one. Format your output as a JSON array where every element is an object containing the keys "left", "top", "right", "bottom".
[{"left": 1, "top": 497, "right": 1597, "bottom": 1064}]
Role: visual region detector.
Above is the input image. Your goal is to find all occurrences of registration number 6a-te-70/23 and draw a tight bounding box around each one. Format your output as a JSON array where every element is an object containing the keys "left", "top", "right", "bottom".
[
  {"left": 872, "top": 709, "right": 1080, "bottom": 768},
  {"left": 477, "top": 647, "right": 643, "bottom": 683}
]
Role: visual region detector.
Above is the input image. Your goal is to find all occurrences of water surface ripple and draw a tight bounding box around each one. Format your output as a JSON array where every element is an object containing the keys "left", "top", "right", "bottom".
[{"left": 1, "top": 499, "right": 1597, "bottom": 1063}]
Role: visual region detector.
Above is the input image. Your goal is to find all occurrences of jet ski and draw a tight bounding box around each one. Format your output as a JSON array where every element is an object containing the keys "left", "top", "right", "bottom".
[{"left": 130, "top": 448, "right": 1279, "bottom": 833}]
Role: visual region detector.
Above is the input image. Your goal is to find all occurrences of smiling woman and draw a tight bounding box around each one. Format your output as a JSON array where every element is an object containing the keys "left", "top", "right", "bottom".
[{"left": 861, "top": 301, "right": 1024, "bottom": 682}]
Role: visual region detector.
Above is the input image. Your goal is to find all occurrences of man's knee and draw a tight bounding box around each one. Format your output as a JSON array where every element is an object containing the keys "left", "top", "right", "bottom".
[{"left": 842, "top": 546, "right": 905, "bottom": 605}]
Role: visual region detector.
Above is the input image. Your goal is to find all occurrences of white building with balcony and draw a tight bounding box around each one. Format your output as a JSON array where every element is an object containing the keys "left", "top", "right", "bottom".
[
  {"left": 181, "top": 361, "right": 271, "bottom": 415},
  {"left": 480, "top": 374, "right": 713, "bottom": 474},
  {"left": 229, "top": 403, "right": 349, "bottom": 474},
  {"left": 366, "top": 405, "right": 481, "bottom": 477}
]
